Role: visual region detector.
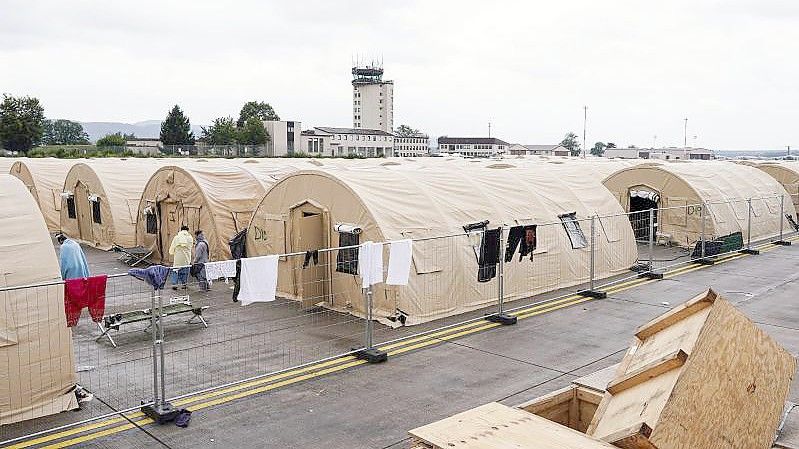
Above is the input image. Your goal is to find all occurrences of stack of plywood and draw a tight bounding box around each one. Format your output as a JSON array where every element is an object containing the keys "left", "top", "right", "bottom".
[
  {"left": 409, "top": 402, "right": 618, "bottom": 449},
  {"left": 587, "top": 289, "right": 796, "bottom": 449}
]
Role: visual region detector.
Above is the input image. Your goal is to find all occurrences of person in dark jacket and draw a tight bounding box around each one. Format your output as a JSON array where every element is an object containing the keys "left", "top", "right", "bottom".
[{"left": 192, "top": 230, "right": 210, "bottom": 291}]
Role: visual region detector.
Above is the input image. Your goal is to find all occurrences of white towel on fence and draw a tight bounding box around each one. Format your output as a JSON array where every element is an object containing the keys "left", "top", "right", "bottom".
[
  {"left": 238, "top": 255, "right": 279, "bottom": 305},
  {"left": 358, "top": 241, "right": 384, "bottom": 288},
  {"left": 204, "top": 260, "right": 237, "bottom": 280},
  {"left": 386, "top": 239, "right": 413, "bottom": 286}
]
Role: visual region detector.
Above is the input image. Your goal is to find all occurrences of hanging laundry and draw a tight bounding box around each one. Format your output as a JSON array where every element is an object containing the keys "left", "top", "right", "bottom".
[
  {"left": 386, "top": 239, "right": 413, "bottom": 286},
  {"left": 129, "top": 265, "right": 171, "bottom": 290},
  {"left": 238, "top": 255, "right": 279, "bottom": 305},
  {"left": 302, "top": 250, "right": 319, "bottom": 268},
  {"left": 358, "top": 241, "right": 384, "bottom": 288},
  {"left": 505, "top": 225, "right": 537, "bottom": 262},
  {"left": 232, "top": 260, "right": 242, "bottom": 302},
  {"left": 204, "top": 260, "right": 237, "bottom": 280},
  {"left": 478, "top": 228, "right": 501, "bottom": 283},
  {"left": 63, "top": 275, "right": 108, "bottom": 327}
]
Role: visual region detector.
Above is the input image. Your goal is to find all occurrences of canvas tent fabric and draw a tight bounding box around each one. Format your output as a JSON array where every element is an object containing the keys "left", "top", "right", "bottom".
[
  {"left": 751, "top": 162, "right": 799, "bottom": 217},
  {"left": 10, "top": 158, "right": 83, "bottom": 232},
  {"left": 0, "top": 157, "right": 17, "bottom": 175},
  {"left": 602, "top": 161, "right": 795, "bottom": 247},
  {"left": 60, "top": 159, "right": 162, "bottom": 249},
  {"left": 136, "top": 163, "right": 269, "bottom": 263},
  {"left": 0, "top": 175, "right": 77, "bottom": 424},
  {"left": 246, "top": 164, "right": 637, "bottom": 326}
]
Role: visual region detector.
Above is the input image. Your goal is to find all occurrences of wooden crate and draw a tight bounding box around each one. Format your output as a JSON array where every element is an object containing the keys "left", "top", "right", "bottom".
[
  {"left": 409, "top": 402, "right": 618, "bottom": 448},
  {"left": 587, "top": 289, "right": 796, "bottom": 449}
]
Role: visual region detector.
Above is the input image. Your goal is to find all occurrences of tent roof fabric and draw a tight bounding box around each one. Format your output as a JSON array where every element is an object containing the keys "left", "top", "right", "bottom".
[
  {"left": 10, "top": 158, "right": 82, "bottom": 232},
  {"left": 0, "top": 175, "right": 77, "bottom": 424}
]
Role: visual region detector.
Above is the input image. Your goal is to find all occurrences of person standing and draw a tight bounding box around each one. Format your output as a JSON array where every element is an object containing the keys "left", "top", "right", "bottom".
[
  {"left": 169, "top": 225, "right": 193, "bottom": 290},
  {"left": 57, "top": 233, "right": 90, "bottom": 280},
  {"left": 192, "top": 230, "right": 210, "bottom": 291}
]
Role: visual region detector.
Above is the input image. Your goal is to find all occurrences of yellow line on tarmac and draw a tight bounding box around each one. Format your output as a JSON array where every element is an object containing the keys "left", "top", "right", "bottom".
[{"left": 13, "top": 238, "right": 796, "bottom": 448}]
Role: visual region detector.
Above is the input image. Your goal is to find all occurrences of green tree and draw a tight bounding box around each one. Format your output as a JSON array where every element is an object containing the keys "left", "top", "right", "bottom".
[
  {"left": 237, "top": 101, "right": 279, "bottom": 127},
  {"left": 394, "top": 125, "right": 420, "bottom": 137},
  {"left": 160, "top": 105, "right": 195, "bottom": 145},
  {"left": 590, "top": 141, "right": 606, "bottom": 156},
  {"left": 0, "top": 94, "right": 45, "bottom": 153},
  {"left": 237, "top": 116, "right": 270, "bottom": 145},
  {"left": 96, "top": 132, "right": 127, "bottom": 147},
  {"left": 43, "top": 119, "right": 89, "bottom": 145},
  {"left": 606, "top": 142, "right": 617, "bottom": 149},
  {"left": 201, "top": 117, "right": 238, "bottom": 145},
  {"left": 560, "top": 132, "right": 581, "bottom": 157}
]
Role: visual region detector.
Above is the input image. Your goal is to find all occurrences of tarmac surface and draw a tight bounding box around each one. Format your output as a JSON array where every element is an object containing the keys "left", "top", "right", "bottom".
[{"left": 3, "top": 238, "right": 799, "bottom": 448}]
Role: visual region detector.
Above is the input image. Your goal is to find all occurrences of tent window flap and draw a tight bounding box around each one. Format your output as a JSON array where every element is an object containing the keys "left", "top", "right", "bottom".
[
  {"left": 559, "top": 212, "right": 587, "bottom": 249},
  {"left": 336, "top": 232, "right": 360, "bottom": 274},
  {"left": 66, "top": 197, "right": 76, "bottom": 219},
  {"left": 91, "top": 199, "right": 102, "bottom": 224}
]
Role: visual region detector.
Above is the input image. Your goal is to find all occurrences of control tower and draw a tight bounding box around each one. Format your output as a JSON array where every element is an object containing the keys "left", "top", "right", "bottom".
[{"left": 352, "top": 62, "right": 393, "bottom": 132}]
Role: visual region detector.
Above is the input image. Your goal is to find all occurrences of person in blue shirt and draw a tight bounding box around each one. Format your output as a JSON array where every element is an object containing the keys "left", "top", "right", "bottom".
[{"left": 57, "top": 233, "right": 90, "bottom": 280}]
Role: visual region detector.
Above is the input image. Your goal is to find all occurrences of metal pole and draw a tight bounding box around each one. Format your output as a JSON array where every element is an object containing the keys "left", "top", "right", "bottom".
[
  {"left": 780, "top": 194, "right": 785, "bottom": 242},
  {"left": 157, "top": 289, "right": 166, "bottom": 407},
  {"left": 365, "top": 286, "right": 373, "bottom": 350},
  {"left": 700, "top": 202, "right": 706, "bottom": 260},
  {"left": 149, "top": 289, "right": 159, "bottom": 407},
  {"left": 589, "top": 216, "right": 596, "bottom": 292},
  {"left": 747, "top": 198, "right": 753, "bottom": 250},
  {"left": 497, "top": 225, "right": 505, "bottom": 315},
  {"left": 648, "top": 208, "right": 655, "bottom": 270}
]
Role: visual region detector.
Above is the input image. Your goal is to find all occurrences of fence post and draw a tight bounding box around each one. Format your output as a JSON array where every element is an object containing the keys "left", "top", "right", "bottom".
[
  {"left": 740, "top": 197, "right": 760, "bottom": 255},
  {"left": 579, "top": 215, "right": 607, "bottom": 299},
  {"left": 141, "top": 287, "right": 179, "bottom": 423},
  {"left": 694, "top": 201, "right": 714, "bottom": 265},
  {"left": 355, "top": 281, "right": 387, "bottom": 363},
  {"left": 487, "top": 225, "right": 516, "bottom": 325},
  {"left": 775, "top": 194, "right": 792, "bottom": 246}
]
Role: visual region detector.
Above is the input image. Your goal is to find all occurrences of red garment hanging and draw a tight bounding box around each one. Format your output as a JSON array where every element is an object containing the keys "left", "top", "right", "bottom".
[{"left": 63, "top": 275, "right": 108, "bottom": 327}]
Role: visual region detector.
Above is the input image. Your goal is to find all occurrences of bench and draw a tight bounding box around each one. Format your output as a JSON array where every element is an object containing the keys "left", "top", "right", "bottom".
[{"left": 96, "top": 301, "right": 208, "bottom": 347}]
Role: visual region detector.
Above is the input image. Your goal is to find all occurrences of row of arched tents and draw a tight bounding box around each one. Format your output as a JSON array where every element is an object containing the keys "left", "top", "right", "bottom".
[
  {"left": 1, "top": 157, "right": 797, "bottom": 424},
  {"left": 2, "top": 156, "right": 798, "bottom": 325}
]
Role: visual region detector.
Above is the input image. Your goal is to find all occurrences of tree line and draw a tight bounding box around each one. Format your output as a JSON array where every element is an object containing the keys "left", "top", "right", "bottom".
[
  {"left": 560, "top": 132, "right": 618, "bottom": 157},
  {"left": 0, "top": 94, "right": 279, "bottom": 154}
]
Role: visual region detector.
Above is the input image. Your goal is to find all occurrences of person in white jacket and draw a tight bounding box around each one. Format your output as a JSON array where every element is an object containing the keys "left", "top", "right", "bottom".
[{"left": 169, "top": 225, "right": 194, "bottom": 290}]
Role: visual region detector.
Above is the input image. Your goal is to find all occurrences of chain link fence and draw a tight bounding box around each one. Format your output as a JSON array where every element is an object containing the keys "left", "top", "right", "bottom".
[{"left": 1, "top": 194, "right": 797, "bottom": 444}]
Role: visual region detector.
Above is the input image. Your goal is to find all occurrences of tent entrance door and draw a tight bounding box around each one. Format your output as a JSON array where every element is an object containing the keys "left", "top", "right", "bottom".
[
  {"left": 74, "top": 182, "right": 93, "bottom": 242},
  {"left": 159, "top": 200, "right": 182, "bottom": 263},
  {"left": 290, "top": 203, "right": 329, "bottom": 306},
  {"left": 629, "top": 192, "right": 659, "bottom": 241}
]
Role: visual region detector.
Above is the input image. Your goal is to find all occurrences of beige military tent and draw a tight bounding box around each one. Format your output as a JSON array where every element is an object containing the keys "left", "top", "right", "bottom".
[
  {"left": 0, "top": 175, "right": 77, "bottom": 424},
  {"left": 603, "top": 161, "right": 795, "bottom": 247},
  {"left": 60, "top": 159, "right": 162, "bottom": 249},
  {"left": 10, "top": 158, "right": 82, "bottom": 232},
  {"left": 136, "top": 163, "right": 269, "bottom": 263},
  {"left": 751, "top": 162, "right": 799, "bottom": 217},
  {"left": 246, "top": 164, "right": 638, "bottom": 325}
]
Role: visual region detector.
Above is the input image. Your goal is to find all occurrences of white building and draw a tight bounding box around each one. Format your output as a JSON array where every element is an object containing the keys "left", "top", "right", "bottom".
[
  {"left": 263, "top": 120, "right": 301, "bottom": 156},
  {"left": 394, "top": 133, "right": 429, "bottom": 157},
  {"left": 302, "top": 127, "right": 394, "bottom": 158},
  {"left": 352, "top": 65, "right": 394, "bottom": 133},
  {"left": 437, "top": 137, "right": 509, "bottom": 158},
  {"left": 508, "top": 144, "right": 571, "bottom": 157},
  {"left": 604, "top": 147, "right": 713, "bottom": 160},
  {"left": 125, "top": 138, "right": 162, "bottom": 155}
]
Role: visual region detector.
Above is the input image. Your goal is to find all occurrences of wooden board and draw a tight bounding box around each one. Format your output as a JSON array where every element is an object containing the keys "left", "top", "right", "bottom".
[
  {"left": 588, "top": 289, "right": 796, "bottom": 449},
  {"left": 409, "top": 402, "right": 618, "bottom": 449}
]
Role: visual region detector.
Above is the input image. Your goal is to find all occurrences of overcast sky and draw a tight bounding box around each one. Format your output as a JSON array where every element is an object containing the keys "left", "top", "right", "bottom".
[{"left": 2, "top": 0, "right": 797, "bottom": 150}]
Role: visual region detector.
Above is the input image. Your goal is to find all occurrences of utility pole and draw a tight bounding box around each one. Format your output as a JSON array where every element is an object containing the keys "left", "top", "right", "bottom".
[
  {"left": 683, "top": 117, "right": 688, "bottom": 147},
  {"left": 582, "top": 106, "right": 587, "bottom": 158},
  {"left": 788, "top": 145, "right": 791, "bottom": 157},
  {"left": 488, "top": 122, "right": 492, "bottom": 138},
  {"left": 653, "top": 135, "right": 657, "bottom": 148}
]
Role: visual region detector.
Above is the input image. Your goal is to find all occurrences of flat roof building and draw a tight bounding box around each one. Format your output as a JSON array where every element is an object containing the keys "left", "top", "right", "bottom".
[{"left": 438, "top": 137, "right": 509, "bottom": 158}]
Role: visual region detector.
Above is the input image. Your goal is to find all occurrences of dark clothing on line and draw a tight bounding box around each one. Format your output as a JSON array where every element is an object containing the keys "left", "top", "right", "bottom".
[
  {"left": 505, "top": 225, "right": 537, "bottom": 262},
  {"left": 303, "top": 250, "right": 319, "bottom": 268},
  {"left": 129, "top": 265, "right": 171, "bottom": 290},
  {"left": 478, "top": 228, "right": 501, "bottom": 282}
]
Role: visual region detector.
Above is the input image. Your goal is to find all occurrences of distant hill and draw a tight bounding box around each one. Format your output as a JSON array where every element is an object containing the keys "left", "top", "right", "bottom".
[{"left": 80, "top": 120, "right": 205, "bottom": 142}]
